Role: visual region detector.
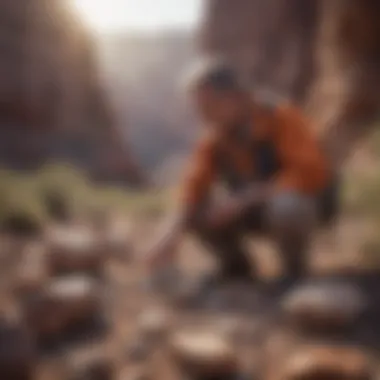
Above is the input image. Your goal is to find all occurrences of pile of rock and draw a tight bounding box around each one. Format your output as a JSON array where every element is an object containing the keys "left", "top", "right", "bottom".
[
  {"left": 0, "top": 220, "right": 127, "bottom": 379},
  {"left": 276, "top": 280, "right": 375, "bottom": 380}
]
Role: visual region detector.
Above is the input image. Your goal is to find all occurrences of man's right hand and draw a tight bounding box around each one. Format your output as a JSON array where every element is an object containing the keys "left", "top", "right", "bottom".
[{"left": 145, "top": 234, "right": 178, "bottom": 270}]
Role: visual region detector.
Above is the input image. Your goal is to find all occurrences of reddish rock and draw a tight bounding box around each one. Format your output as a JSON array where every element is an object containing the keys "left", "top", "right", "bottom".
[
  {"left": 282, "top": 344, "right": 374, "bottom": 380},
  {"left": 201, "top": 0, "right": 380, "bottom": 166},
  {"left": 24, "top": 275, "right": 102, "bottom": 339}
]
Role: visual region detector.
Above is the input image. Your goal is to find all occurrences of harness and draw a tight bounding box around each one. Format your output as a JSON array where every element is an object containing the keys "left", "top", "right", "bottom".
[{"left": 214, "top": 102, "right": 340, "bottom": 225}]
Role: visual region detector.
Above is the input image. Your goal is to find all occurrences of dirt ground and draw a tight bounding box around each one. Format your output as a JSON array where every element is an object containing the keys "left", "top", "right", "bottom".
[{"left": 2, "top": 212, "right": 380, "bottom": 380}]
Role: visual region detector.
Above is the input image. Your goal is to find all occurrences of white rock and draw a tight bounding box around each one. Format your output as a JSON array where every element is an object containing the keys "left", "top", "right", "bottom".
[{"left": 169, "top": 330, "right": 238, "bottom": 377}]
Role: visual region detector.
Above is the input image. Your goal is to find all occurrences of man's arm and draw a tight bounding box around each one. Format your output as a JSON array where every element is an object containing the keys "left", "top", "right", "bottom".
[
  {"left": 273, "top": 104, "right": 330, "bottom": 194},
  {"left": 146, "top": 136, "right": 216, "bottom": 267}
]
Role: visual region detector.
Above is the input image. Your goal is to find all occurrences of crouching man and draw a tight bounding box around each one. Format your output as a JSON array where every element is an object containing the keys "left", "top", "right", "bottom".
[{"left": 146, "top": 59, "right": 337, "bottom": 285}]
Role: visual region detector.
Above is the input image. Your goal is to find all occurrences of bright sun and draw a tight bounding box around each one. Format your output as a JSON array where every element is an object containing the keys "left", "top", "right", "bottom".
[{"left": 72, "top": 0, "right": 201, "bottom": 32}]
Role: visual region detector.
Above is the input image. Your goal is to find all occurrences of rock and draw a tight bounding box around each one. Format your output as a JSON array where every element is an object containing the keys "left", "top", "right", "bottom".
[
  {"left": 282, "top": 345, "right": 374, "bottom": 380},
  {"left": 169, "top": 330, "right": 238, "bottom": 379},
  {"left": 66, "top": 350, "right": 114, "bottom": 380},
  {"left": 0, "top": 316, "right": 36, "bottom": 380},
  {"left": 103, "top": 217, "right": 131, "bottom": 260},
  {"left": 46, "top": 227, "right": 105, "bottom": 276},
  {"left": 281, "top": 281, "right": 368, "bottom": 332},
  {"left": 137, "top": 308, "right": 172, "bottom": 343},
  {"left": 143, "top": 265, "right": 183, "bottom": 295},
  {"left": 13, "top": 242, "right": 49, "bottom": 297},
  {"left": 124, "top": 339, "right": 152, "bottom": 362},
  {"left": 24, "top": 275, "right": 102, "bottom": 339},
  {"left": 120, "top": 366, "right": 150, "bottom": 380}
]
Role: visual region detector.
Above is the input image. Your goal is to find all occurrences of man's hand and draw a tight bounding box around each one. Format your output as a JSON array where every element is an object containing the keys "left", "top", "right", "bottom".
[
  {"left": 144, "top": 213, "right": 186, "bottom": 270},
  {"left": 145, "top": 232, "right": 179, "bottom": 270}
]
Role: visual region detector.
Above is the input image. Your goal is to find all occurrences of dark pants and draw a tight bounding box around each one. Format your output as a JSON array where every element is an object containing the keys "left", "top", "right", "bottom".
[{"left": 189, "top": 192, "right": 317, "bottom": 280}]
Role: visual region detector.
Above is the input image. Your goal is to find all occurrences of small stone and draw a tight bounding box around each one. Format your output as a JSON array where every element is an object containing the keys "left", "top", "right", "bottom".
[
  {"left": 46, "top": 227, "right": 104, "bottom": 276},
  {"left": 281, "top": 281, "right": 368, "bottom": 332},
  {"left": 282, "top": 345, "right": 374, "bottom": 380},
  {"left": 124, "top": 338, "right": 152, "bottom": 362},
  {"left": 120, "top": 366, "right": 150, "bottom": 380},
  {"left": 138, "top": 308, "right": 172, "bottom": 343},
  {"left": 13, "top": 242, "right": 49, "bottom": 297},
  {"left": 169, "top": 330, "right": 238, "bottom": 379},
  {"left": 67, "top": 351, "right": 114, "bottom": 380}
]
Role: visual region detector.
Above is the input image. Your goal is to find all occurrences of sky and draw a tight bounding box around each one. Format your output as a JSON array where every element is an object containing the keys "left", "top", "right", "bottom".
[{"left": 72, "top": 0, "right": 202, "bottom": 32}]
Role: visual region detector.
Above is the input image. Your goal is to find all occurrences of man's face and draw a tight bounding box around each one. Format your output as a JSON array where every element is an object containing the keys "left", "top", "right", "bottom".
[{"left": 192, "top": 85, "right": 245, "bottom": 129}]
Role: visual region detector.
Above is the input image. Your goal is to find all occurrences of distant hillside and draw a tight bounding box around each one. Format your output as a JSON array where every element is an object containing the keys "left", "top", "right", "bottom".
[{"left": 97, "top": 30, "right": 199, "bottom": 180}]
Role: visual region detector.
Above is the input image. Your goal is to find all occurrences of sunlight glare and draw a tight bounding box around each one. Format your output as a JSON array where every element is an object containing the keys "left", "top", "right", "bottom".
[{"left": 72, "top": 0, "right": 201, "bottom": 32}]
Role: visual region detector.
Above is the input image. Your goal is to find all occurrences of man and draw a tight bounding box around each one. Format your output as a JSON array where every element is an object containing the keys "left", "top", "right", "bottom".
[{"left": 147, "top": 58, "right": 335, "bottom": 284}]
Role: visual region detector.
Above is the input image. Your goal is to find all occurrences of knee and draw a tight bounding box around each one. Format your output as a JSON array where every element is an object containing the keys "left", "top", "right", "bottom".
[{"left": 266, "top": 192, "right": 317, "bottom": 234}]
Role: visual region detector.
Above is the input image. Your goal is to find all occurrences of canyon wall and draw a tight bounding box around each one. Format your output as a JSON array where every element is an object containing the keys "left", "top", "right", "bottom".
[
  {"left": 0, "top": 0, "right": 143, "bottom": 186},
  {"left": 200, "top": 0, "right": 380, "bottom": 166}
]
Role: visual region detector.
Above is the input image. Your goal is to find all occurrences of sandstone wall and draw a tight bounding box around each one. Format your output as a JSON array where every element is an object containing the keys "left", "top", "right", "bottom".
[
  {"left": 0, "top": 0, "right": 143, "bottom": 185},
  {"left": 200, "top": 0, "right": 380, "bottom": 166}
]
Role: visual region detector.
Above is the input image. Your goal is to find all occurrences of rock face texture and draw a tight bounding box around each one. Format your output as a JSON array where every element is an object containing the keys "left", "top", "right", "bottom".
[
  {"left": 98, "top": 31, "right": 197, "bottom": 181},
  {"left": 200, "top": 0, "right": 380, "bottom": 166},
  {"left": 0, "top": 0, "right": 142, "bottom": 185}
]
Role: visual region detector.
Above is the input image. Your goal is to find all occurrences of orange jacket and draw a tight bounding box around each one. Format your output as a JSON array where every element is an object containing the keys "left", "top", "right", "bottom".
[{"left": 181, "top": 101, "right": 330, "bottom": 210}]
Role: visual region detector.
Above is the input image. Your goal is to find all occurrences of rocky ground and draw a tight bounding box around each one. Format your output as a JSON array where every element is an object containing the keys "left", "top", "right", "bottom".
[{"left": 0, "top": 212, "right": 379, "bottom": 380}]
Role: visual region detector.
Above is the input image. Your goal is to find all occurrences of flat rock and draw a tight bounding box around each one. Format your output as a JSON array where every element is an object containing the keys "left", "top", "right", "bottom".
[
  {"left": 120, "top": 366, "right": 150, "bottom": 380},
  {"left": 281, "top": 281, "right": 368, "bottom": 332},
  {"left": 0, "top": 317, "right": 36, "bottom": 380},
  {"left": 66, "top": 350, "right": 114, "bottom": 380},
  {"left": 282, "top": 344, "right": 374, "bottom": 380},
  {"left": 24, "top": 275, "right": 102, "bottom": 339},
  {"left": 169, "top": 330, "right": 238, "bottom": 379},
  {"left": 13, "top": 242, "right": 49, "bottom": 297},
  {"left": 137, "top": 308, "right": 172, "bottom": 343}
]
